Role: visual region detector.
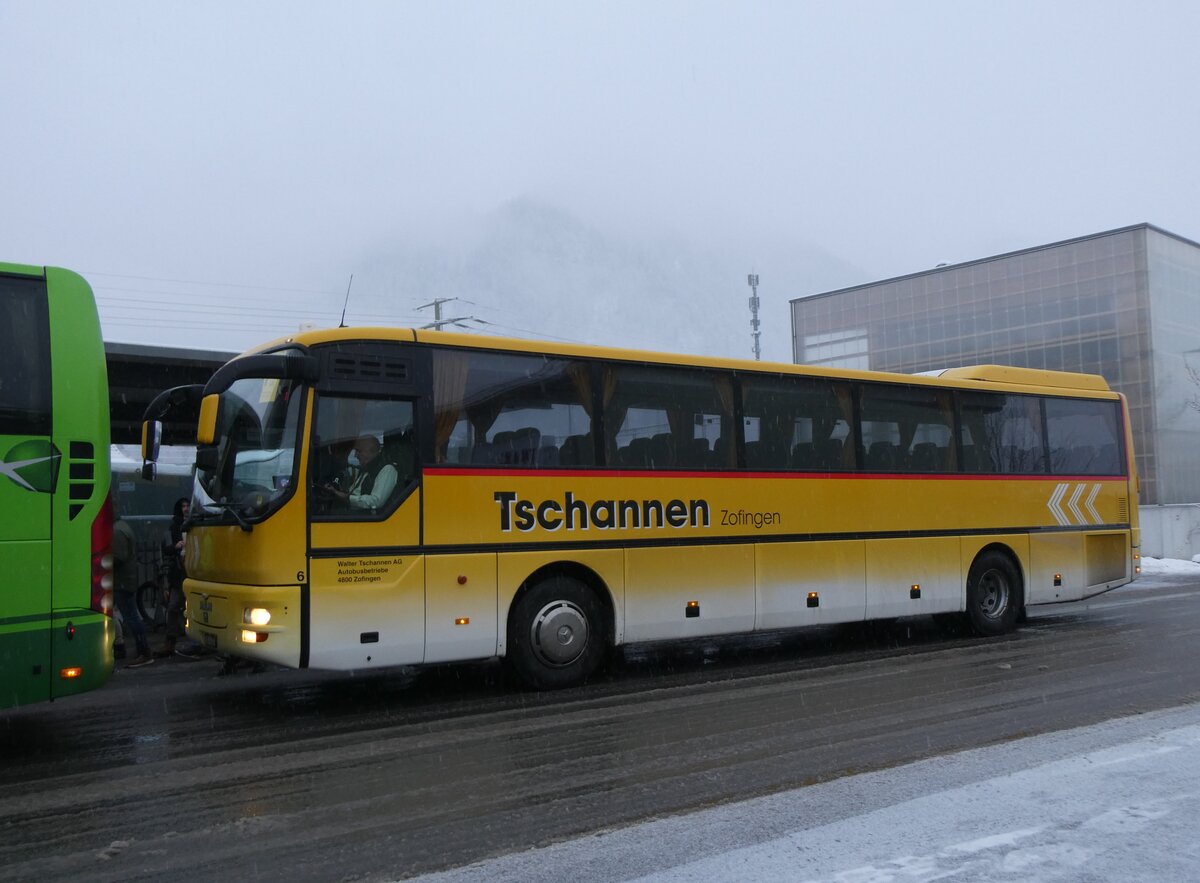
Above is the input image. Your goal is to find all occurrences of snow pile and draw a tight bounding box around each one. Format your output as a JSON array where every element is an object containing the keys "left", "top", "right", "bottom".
[{"left": 1140, "top": 556, "right": 1200, "bottom": 575}]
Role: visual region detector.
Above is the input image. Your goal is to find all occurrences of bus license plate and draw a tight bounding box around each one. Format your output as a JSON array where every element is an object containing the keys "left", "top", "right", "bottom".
[{"left": 203, "top": 632, "right": 218, "bottom": 649}]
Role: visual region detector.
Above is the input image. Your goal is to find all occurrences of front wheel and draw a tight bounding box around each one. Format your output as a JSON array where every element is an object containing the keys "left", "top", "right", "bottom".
[
  {"left": 507, "top": 575, "right": 607, "bottom": 690},
  {"left": 966, "top": 551, "right": 1022, "bottom": 636}
]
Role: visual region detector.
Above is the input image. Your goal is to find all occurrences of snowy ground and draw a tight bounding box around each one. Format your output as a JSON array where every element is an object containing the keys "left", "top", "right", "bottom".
[
  {"left": 1139, "top": 555, "right": 1200, "bottom": 576},
  {"left": 412, "top": 564, "right": 1200, "bottom": 883}
]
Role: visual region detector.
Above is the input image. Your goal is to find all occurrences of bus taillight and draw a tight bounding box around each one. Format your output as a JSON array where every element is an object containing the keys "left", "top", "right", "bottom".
[{"left": 91, "top": 494, "right": 114, "bottom": 616}]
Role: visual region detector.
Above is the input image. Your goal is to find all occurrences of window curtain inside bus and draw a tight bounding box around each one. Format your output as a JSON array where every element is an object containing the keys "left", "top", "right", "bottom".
[
  {"left": 937, "top": 391, "right": 957, "bottom": 470},
  {"left": 433, "top": 351, "right": 469, "bottom": 463},
  {"left": 713, "top": 375, "right": 735, "bottom": 467},
  {"left": 835, "top": 384, "right": 855, "bottom": 468},
  {"left": 897, "top": 411, "right": 917, "bottom": 457},
  {"left": 566, "top": 363, "right": 592, "bottom": 417},
  {"left": 600, "top": 366, "right": 625, "bottom": 463},
  {"left": 467, "top": 400, "right": 504, "bottom": 445}
]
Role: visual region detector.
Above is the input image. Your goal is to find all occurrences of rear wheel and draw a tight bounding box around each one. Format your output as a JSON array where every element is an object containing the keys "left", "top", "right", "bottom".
[
  {"left": 507, "top": 575, "right": 607, "bottom": 690},
  {"left": 966, "top": 551, "right": 1022, "bottom": 636}
]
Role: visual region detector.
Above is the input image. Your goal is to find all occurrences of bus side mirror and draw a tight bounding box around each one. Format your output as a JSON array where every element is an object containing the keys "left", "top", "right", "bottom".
[
  {"left": 141, "top": 461, "right": 156, "bottom": 481},
  {"left": 142, "top": 419, "right": 162, "bottom": 462},
  {"left": 195, "top": 446, "right": 219, "bottom": 473},
  {"left": 197, "top": 394, "right": 221, "bottom": 445}
]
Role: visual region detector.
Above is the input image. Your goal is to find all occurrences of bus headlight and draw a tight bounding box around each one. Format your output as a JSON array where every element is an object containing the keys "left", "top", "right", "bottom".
[
  {"left": 241, "top": 630, "right": 268, "bottom": 643},
  {"left": 245, "top": 607, "right": 271, "bottom": 626}
]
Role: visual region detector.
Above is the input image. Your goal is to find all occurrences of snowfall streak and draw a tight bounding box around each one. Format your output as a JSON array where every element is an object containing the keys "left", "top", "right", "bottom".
[{"left": 494, "top": 491, "right": 711, "bottom": 532}]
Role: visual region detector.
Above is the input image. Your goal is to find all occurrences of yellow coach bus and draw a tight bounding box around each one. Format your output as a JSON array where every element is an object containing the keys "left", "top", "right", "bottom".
[{"left": 142, "top": 328, "right": 1139, "bottom": 688}]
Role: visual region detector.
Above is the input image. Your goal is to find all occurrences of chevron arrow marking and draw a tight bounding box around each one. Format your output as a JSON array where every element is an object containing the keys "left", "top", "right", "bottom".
[
  {"left": 1067, "top": 484, "right": 1087, "bottom": 524},
  {"left": 1047, "top": 483, "right": 1070, "bottom": 526},
  {"left": 1084, "top": 483, "right": 1101, "bottom": 523}
]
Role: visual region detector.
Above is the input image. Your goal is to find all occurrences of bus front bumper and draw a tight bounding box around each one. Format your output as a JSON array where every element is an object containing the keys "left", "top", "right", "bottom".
[{"left": 184, "top": 580, "right": 302, "bottom": 668}]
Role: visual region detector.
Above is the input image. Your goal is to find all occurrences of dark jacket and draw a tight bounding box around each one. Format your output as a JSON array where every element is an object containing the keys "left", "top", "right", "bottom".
[
  {"left": 163, "top": 499, "right": 187, "bottom": 588},
  {"left": 112, "top": 519, "right": 138, "bottom": 596}
]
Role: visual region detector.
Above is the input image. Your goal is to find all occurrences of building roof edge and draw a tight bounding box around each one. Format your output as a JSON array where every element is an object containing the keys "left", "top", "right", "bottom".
[{"left": 791, "top": 222, "right": 1200, "bottom": 305}]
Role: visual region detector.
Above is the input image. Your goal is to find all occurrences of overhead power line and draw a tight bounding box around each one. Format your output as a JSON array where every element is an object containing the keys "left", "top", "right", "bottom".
[
  {"left": 88, "top": 270, "right": 585, "bottom": 346},
  {"left": 82, "top": 269, "right": 340, "bottom": 297}
]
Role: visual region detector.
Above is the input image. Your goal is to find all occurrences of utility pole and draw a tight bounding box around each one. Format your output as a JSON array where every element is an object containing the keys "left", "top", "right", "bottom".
[
  {"left": 416, "top": 297, "right": 477, "bottom": 331},
  {"left": 747, "top": 273, "right": 761, "bottom": 361}
]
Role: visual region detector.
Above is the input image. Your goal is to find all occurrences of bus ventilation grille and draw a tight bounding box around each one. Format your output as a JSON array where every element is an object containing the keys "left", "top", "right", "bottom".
[
  {"left": 331, "top": 356, "right": 409, "bottom": 383},
  {"left": 1117, "top": 497, "right": 1128, "bottom": 522},
  {"left": 67, "top": 441, "right": 96, "bottom": 520}
]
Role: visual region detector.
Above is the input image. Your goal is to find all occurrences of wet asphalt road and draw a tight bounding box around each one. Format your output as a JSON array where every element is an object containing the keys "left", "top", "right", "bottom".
[{"left": 2, "top": 574, "right": 1199, "bottom": 882}]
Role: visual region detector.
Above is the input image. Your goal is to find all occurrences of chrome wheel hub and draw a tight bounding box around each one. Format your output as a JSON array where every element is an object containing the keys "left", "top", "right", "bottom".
[
  {"left": 530, "top": 600, "right": 589, "bottom": 667},
  {"left": 977, "top": 568, "right": 1010, "bottom": 620}
]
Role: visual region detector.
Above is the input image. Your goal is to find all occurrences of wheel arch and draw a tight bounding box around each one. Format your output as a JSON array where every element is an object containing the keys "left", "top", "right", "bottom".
[
  {"left": 965, "top": 542, "right": 1026, "bottom": 635},
  {"left": 504, "top": 560, "right": 617, "bottom": 655}
]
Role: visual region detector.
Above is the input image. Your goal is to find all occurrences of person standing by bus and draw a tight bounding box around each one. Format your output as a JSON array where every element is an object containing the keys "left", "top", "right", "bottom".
[
  {"left": 155, "top": 498, "right": 189, "bottom": 658},
  {"left": 112, "top": 513, "right": 153, "bottom": 668}
]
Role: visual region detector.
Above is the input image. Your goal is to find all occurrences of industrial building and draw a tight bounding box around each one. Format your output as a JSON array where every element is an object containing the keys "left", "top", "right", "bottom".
[{"left": 791, "top": 224, "right": 1200, "bottom": 529}]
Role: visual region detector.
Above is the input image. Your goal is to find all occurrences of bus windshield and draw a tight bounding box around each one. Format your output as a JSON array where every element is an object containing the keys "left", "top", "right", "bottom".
[{"left": 194, "top": 375, "right": 303, "bottom": 521}]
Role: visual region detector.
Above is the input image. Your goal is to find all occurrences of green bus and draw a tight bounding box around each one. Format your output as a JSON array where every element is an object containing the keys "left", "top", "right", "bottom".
[{"left": 1, "top": 263, "right": 114, "bottom": 709}]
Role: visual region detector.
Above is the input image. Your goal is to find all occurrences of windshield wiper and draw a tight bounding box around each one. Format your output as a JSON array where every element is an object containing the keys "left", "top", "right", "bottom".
[{"left": 202, "top": 501, "right": 254, "bottom": 532}]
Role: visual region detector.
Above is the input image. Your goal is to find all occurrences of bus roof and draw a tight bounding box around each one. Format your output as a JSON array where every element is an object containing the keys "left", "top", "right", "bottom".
[
  {"left": 244, "top": 326, "right": 1116, "bottom": 397},
  {"left": 923, "top": 365, "right": 1111, "bottom": 392}
]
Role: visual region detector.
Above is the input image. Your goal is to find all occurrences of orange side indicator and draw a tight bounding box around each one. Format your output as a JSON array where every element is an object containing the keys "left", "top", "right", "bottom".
[{"left": 60, "top": 667, "right": 83, "bottom": 680}]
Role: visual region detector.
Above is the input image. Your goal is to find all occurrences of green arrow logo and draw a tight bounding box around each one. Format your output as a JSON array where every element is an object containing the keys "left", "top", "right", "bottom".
[{"left": 1, "top": 440, "right": 61, "bottom": 493}]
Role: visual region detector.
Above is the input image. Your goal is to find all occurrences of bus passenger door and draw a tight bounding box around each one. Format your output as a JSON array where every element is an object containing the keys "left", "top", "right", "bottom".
[{"left": 307, "top": 392, "right": 424, "bottom": 669}]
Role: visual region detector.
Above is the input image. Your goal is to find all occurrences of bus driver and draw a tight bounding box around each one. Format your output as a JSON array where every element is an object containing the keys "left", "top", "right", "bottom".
[{"left": 322, "top": 434, "right": 397, "bottom": 512}]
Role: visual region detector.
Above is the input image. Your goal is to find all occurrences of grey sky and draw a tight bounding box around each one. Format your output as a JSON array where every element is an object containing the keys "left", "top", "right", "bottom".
[{"left": 3, "top": 1, "right": 1198, "bottom": 360}]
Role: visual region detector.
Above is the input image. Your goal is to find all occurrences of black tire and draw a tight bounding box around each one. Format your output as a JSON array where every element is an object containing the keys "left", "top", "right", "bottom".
[
  {"left": 965, "top": 551, "right": 1023, "bottom": 636},
  {"left": 507, "top": 575, "right": 608, "bottom": 690}
]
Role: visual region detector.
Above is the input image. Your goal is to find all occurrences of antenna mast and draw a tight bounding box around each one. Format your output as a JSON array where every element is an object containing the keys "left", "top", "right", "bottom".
[
  {"left": 338, "top": 274, "right": 354, "bottom": 328},
  {"left": 747, "top": 273, "right": 761, "bottom": 360}
]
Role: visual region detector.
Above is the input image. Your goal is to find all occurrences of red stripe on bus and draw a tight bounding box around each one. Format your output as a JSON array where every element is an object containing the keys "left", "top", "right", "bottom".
[{"left": 422, "top": 467, "right": 1129, "bottom": 482}]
